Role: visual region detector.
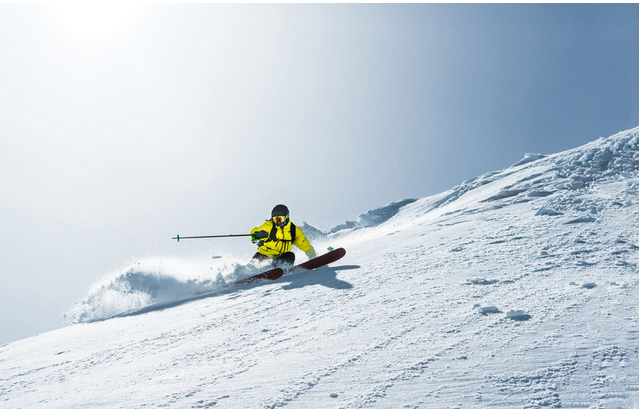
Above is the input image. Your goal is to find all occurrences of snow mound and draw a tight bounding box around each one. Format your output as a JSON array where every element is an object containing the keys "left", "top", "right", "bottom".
[
  {"left": 64, "top": 257, "right": 262, "bottom": 323},
  {"left": 298, "top": 222, "right": 327, "bottom": 242},
  {"left": 511, "top": 152, "right": 547, "bottom": 167},
  {"left": 303, "top": 199, "right": 418, "bottom": 239},
  {"left": 329, "top": 199, "right": 417, "bottom": 234},
  {"left": 506, "top": 310, "right": 532, "bottom": 321},
  {"left": 478, "top": 306, "right": 501, "bottom": 315},
  {"left": 535, "top": 206, "right": 563, "bottom": 216}
]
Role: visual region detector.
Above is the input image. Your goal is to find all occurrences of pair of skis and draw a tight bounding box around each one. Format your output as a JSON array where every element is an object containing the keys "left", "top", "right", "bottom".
[{"left": 236, "top": 247, "right": 346, "bottom": 286}]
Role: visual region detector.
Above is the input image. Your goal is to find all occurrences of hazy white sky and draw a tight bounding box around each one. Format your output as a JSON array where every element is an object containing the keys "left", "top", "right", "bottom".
[{"left": 1, "top": 4, "right": 639, "bottom": 344}]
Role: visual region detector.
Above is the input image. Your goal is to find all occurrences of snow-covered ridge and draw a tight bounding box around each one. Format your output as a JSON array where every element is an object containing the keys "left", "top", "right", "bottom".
[{"left": 394, "top": 126, "right": 639, "bottom": 223}]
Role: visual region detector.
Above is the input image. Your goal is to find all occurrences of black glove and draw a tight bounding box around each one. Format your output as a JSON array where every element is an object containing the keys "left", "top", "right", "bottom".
[{"left": 252, "top": 230, "right": 268, "bottom": 240}]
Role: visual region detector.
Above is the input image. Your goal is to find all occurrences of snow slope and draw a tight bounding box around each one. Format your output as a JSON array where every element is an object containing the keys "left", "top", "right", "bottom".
[{"left": 2, "top": 127, "right": 639, "bottom": 408}]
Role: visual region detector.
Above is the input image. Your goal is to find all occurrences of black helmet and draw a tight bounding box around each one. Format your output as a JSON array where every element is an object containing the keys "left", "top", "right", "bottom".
[
  {"left": 271, "top": 204, "right": 289, "bottom": 218},
  {"left": 271, "top": 204, "right": 290, "bottom": 227}
]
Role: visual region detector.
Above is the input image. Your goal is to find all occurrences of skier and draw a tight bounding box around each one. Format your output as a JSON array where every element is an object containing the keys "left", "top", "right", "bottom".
[{"left": 250, "top": 204, "right": 316, "bottom": 266}]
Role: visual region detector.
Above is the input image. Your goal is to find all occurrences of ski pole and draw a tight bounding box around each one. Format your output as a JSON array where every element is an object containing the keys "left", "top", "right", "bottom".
[{"left": 172, "top": 233, "right": 254, "bottom": 242}]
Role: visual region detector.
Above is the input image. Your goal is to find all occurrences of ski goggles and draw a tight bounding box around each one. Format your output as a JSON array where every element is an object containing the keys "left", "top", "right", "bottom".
[{"left": 272, "top": 215, "right": 289, "bottom": 224}]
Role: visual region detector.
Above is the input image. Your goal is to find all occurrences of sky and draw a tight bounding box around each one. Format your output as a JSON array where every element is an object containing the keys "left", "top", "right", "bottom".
[{"left": 1, "top": 3, "right": 639, "bottom": 345}]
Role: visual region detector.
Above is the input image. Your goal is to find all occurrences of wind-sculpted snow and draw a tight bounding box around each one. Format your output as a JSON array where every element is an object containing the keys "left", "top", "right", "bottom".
[
  {"left": 394, "top": 126, "right": 639, "bottom": 223},
  {"left": 65, "top": 257, "right": 263, "bottom": 323},
  {"left": 301, "top": 198, "right": 418, "bottom": 239},
  {"left": 511, "top": 152, "right": 547, "bottom": 167},
  {"left": 4, "top": 126, "right": 639, "bottom": 408},
  {"left": 328, "top": 199, "right": 417, "bottom": 233}
]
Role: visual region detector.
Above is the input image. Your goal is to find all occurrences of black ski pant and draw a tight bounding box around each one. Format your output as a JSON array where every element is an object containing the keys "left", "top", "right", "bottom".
[{"left": 252, "top": 251, "right": 295, "bottom": 267}]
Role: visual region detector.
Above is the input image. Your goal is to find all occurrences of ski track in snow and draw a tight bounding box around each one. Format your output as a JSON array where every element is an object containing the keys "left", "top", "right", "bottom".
[{"left": 2, "top": 127, "right": 639, "bottom": 408}]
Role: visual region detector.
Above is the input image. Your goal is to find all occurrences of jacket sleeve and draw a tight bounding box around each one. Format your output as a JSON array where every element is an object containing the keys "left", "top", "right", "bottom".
[
  {"left": 292, "top": 226, "right": 314, "bottom": 253},
  {"left": 250, "top": 221, "right": 273, "bottom": 236}
]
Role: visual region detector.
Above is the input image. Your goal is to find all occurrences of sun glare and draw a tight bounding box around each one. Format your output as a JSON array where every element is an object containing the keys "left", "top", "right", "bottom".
[{"left": 48, "top": 3, "right": 142, "bottom": 43}]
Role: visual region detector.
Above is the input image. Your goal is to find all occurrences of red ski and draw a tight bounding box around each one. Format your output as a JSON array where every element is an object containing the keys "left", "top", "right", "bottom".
[{"left": 286, "top": 247, "right": 346, "bottom": 275}]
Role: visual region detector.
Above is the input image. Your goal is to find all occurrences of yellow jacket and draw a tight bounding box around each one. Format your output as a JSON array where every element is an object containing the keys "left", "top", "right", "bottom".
[{"left": 250, "top": 220, "right": 314, "bottom": 258}]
